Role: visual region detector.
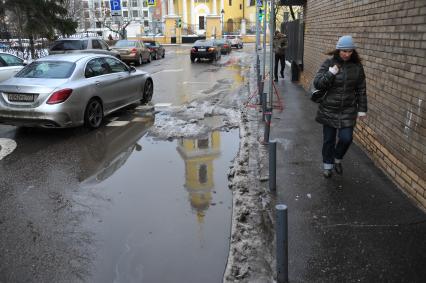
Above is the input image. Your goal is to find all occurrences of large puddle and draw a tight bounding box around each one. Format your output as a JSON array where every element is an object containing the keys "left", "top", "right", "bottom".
[{"left": 82, "top": 128, "right": 239, "bottom": 283}]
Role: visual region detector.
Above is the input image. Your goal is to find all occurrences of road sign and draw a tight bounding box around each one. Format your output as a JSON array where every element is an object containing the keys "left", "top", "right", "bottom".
[
  {"left": 110, "top": 0, "right": 122, "bottom": 16},
  {"left": 257, "top": 0, "right": 263, "bottom": 7},
  {"left": 147, "top": 0, "right": 156, "bottom": 6}
]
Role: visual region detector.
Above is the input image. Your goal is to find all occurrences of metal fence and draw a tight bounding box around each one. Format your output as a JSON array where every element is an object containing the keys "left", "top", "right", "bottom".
[
  {"left": 285, "top": 19, "right": 304, "bottom": 67},
  {"left": 0, "top": 46, "right": 49, "bottom": 60},
  {"left": 223, "top": 20, "right": 260, "bottom": 35}
]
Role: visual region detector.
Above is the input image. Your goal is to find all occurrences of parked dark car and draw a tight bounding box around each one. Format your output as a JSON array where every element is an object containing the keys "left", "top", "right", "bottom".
[
  {"left": 143, "top": 40, "right": 165, "bottom": 60},
  {"left": 216, "top": 39, "right": 232, "bottom": 55},
  {"left": 190, "top": 40, "right": 221, "bottom": 63},
  {"left": 49, "top": 37, "right": 121, "bottom": 59}
]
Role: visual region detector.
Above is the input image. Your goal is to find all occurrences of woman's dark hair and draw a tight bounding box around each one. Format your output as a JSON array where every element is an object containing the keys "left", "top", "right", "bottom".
[{"left": 326, "top": 49, "right": 362, "bottom": 63}]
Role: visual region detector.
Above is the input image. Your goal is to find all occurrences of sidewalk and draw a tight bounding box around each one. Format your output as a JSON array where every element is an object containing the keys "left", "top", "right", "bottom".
[{"left": 269, "top": 71, "right": 426, "bottom": 282}]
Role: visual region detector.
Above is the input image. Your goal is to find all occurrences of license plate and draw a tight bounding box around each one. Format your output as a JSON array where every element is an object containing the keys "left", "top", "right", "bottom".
[
  {"left": 198, "top": 48, "right": 206, "bottom": 51},
  {"left": 7, "top": 93, "right": 35, "bottom": 102}
]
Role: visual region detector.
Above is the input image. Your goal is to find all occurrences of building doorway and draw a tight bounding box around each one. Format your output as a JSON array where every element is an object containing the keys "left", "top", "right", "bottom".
[{"left": 199, "top": 16, "right": 205, "bottom": 30}]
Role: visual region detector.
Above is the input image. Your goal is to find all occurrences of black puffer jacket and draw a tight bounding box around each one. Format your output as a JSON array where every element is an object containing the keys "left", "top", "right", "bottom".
[{"left": 313, "top": 56, "right": 367, "bottom": 128}]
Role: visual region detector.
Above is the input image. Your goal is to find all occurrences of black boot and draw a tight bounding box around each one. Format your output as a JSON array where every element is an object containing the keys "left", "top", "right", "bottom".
[
  {"left": 335, "top": 163, "right": 343, "bottom": 175},
  {"left": 280, "top": 71, "right": 284, "bottom": 78},
  {"left": 323, "top": 169, "right": 332, "bottom": 178}
]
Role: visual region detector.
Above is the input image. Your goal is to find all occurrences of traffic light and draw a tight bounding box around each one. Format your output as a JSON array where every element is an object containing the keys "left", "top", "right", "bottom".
[
  {"left": 259, "top": 8, "right": 264, "bottom": 21},
  {"left": 178, "top": 18, "right": 182, "bottom": 28}
]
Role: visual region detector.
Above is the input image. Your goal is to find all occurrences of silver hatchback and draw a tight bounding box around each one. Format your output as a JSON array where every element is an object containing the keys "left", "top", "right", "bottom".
[{"left": 0, "top": 53, "right": 154, "bottom": 129}]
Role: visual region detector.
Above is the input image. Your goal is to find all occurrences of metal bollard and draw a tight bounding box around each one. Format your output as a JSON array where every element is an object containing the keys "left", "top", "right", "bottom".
[
  {"left": 262, "top": 93, "right": 267, "bottom": 119},
  {"left": 269, "top": 140, "right": 277, "bottom": 192},
  {"left": 276, "top": 204, "right": 289, "bottom": 283},
  {"left": 258, "top": 81, "right": 264, "bottom": 105},
  {"left": 263, "top": 110, "right": 271, "bottom": 144}
]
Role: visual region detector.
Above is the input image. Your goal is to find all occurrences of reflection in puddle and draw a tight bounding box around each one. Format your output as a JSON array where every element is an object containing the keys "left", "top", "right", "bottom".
[
  {"left": 177, "top": 131, "right": 221, "bottom": 223},
  {"left": 88, "top": 129, "right": 239, "bottom": 283}
]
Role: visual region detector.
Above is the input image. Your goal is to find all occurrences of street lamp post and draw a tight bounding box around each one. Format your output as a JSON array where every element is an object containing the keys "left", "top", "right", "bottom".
[{"left": 220, "top": 9, "right": 224, "bottom": 38}]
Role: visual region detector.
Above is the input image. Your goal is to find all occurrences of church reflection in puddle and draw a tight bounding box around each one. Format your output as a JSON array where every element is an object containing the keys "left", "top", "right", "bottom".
[{"left": 177, "top": 131, "right": 221, "bottom": 223}]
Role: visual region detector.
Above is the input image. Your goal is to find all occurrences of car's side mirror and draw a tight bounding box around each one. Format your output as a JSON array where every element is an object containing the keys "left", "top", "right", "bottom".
[
  {"left": 129, "top": 66, "right": 137, "bottom": 73},
  {"left": 23, "top": 60, "right": 28, "bottom": 66}
]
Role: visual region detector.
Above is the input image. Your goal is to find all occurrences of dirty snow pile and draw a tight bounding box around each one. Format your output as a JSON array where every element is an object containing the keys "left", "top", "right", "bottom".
[
  {"left": 222, "top": 63, "right": 276, "bottom": 283},
  {"left": 148, "top": 96, "right": 242, "bottom": 139}
]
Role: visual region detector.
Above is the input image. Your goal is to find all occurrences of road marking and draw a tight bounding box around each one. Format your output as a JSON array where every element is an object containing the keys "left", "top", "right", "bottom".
[
  {"left": 132, "top": 117, "right": 152, "bottom": 122},
  {"left": 106, "top": 121, "right": 130, "bottom": 127},
  {"left": 153, "top": 69, "right": 184, "bottom": 74},
  {"left": 182, "top": 81, "right": 210, "bottom": 85},
  {"left": 135, "top": 105, "right": 155, "bottom": 111},
  {"left": 0, "top": 138, "right": 17, "bottom": 160},
  {"left": 154, "top": 103, "right": 172, "bottom": 108}
]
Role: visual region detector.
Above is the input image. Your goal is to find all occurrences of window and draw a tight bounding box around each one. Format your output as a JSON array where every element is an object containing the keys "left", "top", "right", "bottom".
[
  {"left": 83, "top": 1, "right": 89, "bottom": 8},
  {"left": 85, "top": 58, "right": 110, "bottom": 78},
  {"left": 95, "top": 11, "right": 100, "bottom": 18},
  {"left": 144, "top": 20, "right": 149, "bottom": 27},
  {"left": 17, "top": 62, "right": 76, "bottom": 79},
  {"left": 0, "top": 54, "right": 23, "bottom": 66},
  {"left": 240, "top": 4, "right": 242, "bottom": 9},
  {"left": 95, "top": 21, "right": 102, "bottom": 28},
  {"left": 250, "top": 0, "right": 255, "bottom": 6},
  {"left": 99, "top": 40, "right": 110, "bottom": 50},
  {"left": 143, "top": 11, "right": 148, "bottom": 18},
  {"left": 84, "top": 21, "right": 90, "bottom": 29},
  {"left": 199, "top": 164, "right": 207, "bottom": 184},
  {"left": 123, "top": 11, "right": 129, "bottom": 17},
  {"left": 143, "top": 0, "right": 148, "bottom": 7},
  {"left": 92, "top": 40, "right": 102, "bottom": 49},
  {"left": 132, "top": 0, "right": 138, "bottom": 7},
  {"left": 104, "top": 58, "right": 128, "bottom": 73},
  {"left": 104, "top": 1, "right": 109, "bottom": 7},
  {"left": 50, "top": 39, "right": 88, "bottom": 51},
  {"left": 132, "top": 10, "right": 138, "bottom": 17},
  {"left": 199, "top": 16, "right": 205, "bottom": 29},
  {"left": 229, "top": 0, "right": 232, "bottom": 6},
  {"left": 122, "top": 1, "right": 127, "bottom": 7},
  {"left": 84, "top": 11, "right": 90, "bottom": 18},
  {"left": 94, "top": 2, "right": 99, "bottom": 8}
]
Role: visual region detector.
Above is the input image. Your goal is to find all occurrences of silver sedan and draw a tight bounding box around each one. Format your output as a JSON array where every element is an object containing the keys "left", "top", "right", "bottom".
[{"left": 0, "top": 53, "right": 153, "bottom": 129}]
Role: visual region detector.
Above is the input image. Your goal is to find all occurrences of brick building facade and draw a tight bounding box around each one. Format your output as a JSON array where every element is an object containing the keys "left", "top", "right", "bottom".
[{"left": 299, "top": 0, "right": 426, "bottom": 208}]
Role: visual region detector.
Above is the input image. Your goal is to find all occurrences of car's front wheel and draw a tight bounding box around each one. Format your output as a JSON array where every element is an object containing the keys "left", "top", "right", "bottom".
[
  {"left": 141, "top": 79, "right": 153, "bottom": 104},
  {"left": 136, "top": 54, "right": 143, "bottom": 66},
  {"left": 84, "top": 99, "right": 103, "bottom": 129}
]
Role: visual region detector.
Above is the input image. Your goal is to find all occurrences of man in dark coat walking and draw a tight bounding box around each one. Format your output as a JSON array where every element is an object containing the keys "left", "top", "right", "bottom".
[{"left": 273, "top": 30, "right": 287, "bottom": 82}]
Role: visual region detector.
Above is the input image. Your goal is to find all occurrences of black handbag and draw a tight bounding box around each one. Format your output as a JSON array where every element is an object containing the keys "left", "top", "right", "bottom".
[{"left": 310, "top": 88, "right": 327, "bottom": 103}]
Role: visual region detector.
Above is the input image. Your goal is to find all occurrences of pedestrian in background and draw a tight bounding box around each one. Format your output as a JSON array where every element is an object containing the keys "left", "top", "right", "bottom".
[
  {"left": 273, "top": 30, "right": 287, "bottom": 82},
  {"left": 313, "top": 35, "right": 367, "bottom": 178}
]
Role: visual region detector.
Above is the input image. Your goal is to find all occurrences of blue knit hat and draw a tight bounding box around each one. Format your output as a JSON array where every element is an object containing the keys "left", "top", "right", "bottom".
[{"left": 336, "top": 35, "right": 356, "bottom": 50}]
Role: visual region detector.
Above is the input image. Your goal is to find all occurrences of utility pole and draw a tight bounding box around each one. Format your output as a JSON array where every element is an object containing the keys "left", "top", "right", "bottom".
[{"left": 268, "top": 0, "right": 275, "bottom": 110}]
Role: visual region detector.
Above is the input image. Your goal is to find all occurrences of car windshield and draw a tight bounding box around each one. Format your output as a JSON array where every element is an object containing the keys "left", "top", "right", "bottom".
[
  {"left": 216, "top": 39, "right": 225, "bottom": 44},
  {"left": 50, "top": 40, "right": 88, "bottom": 51},
  {"left": 144, "top": 42, "right": 155, "bottom": 47},
  {"left": 194, "top": 40, "right": 213, "bottom": 46},
  {"left": 16, "top": 61, "right": 76, "bottom": 79},
  {"left": 114, "top": 40, "right": 137, "bottom": 47}
]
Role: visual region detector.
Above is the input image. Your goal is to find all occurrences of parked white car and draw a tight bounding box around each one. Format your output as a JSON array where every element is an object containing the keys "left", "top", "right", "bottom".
[
  {"left": 224, "top": 34, "right": 243, "bottom": 49},
  {"left": 0, "top": 52, "right": 26, "bottom": 82}
]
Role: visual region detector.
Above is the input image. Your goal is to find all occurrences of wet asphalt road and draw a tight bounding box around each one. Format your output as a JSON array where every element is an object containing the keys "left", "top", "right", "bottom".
[{"left": 0, "top": 45, "right": 250, "bottom": 283}]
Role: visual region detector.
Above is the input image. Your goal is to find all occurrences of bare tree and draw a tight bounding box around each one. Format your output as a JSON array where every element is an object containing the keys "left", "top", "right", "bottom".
[{"left": 63, "top": 0, "right": 83, "bottom": 22}]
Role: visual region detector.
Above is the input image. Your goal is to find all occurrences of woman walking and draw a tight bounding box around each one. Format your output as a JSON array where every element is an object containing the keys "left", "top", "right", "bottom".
[{"left": 313, "top": 35, "right": 367, "bottom": 178}]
